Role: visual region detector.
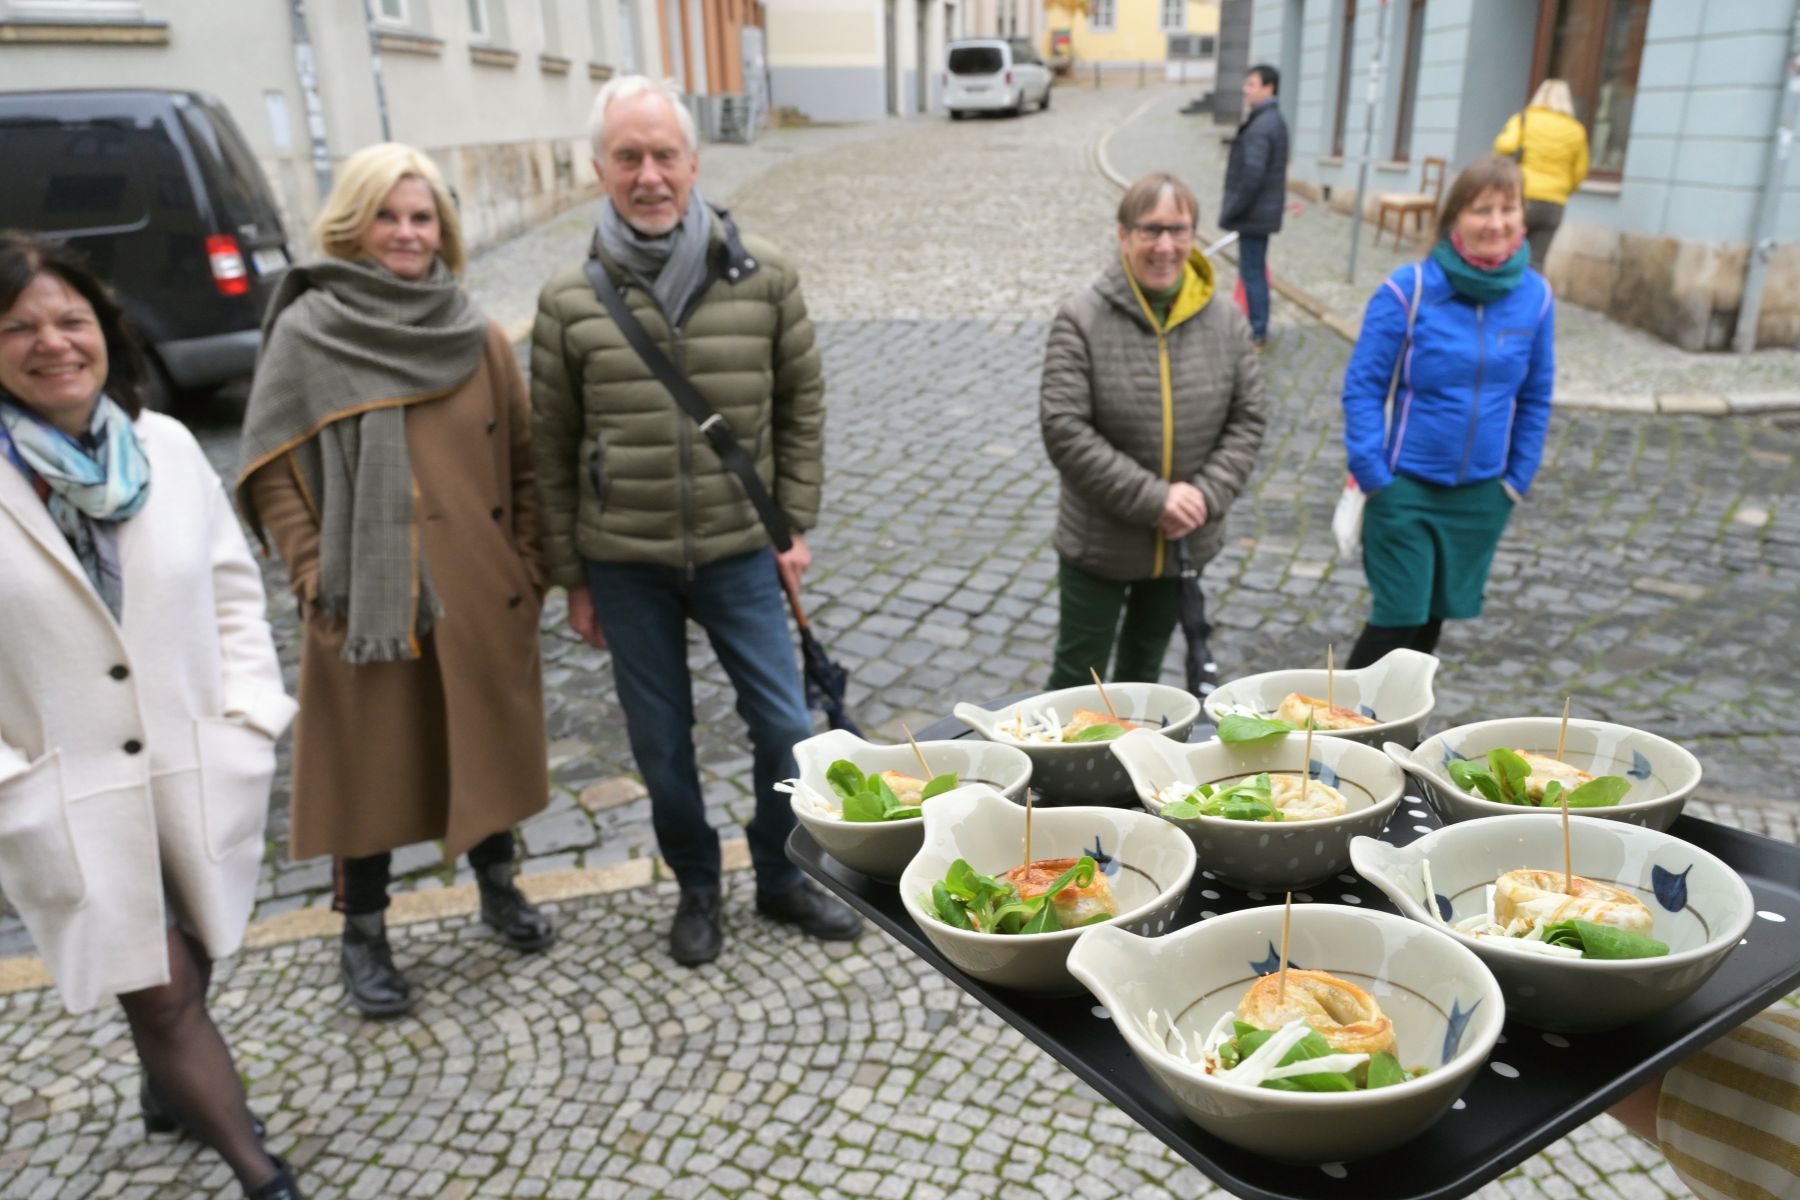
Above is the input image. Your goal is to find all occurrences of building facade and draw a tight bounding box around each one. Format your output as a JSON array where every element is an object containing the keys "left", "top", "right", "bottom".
[
  {"left": 1250, "top": 0, "right": 1800, "bottom": 351},
  {"left": 761, "top": 0, "right": 952, "bottom": 121},
  {"left": 1049, "top": 0, "right": 1220, "bottom": 83},
  {"left": 0, "top": 0, "right": 764, "bottom": 256}
]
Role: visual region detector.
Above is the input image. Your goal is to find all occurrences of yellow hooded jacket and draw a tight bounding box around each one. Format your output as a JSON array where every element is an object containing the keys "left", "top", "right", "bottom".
[{"left": 1494, "top": 107, "right": 1590, "bottom": 206}]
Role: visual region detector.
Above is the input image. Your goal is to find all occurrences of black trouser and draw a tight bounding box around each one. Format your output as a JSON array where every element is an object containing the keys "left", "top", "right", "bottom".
[
  {"left": 334, "top": 830, "right": 517, "bottom": 916},
  {"left": 1346, "top": 619, "right": 1443, "bottom": 670}
]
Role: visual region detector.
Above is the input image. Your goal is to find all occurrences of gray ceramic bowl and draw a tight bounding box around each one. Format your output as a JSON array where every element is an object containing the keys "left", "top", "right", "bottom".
[
  {"left": 1391, "top": 717, "right": 1703, "bottom": 832},
  {"left": 1067, "top": 904, "right": 1505, "bottom": 1162},
  {"left": 1203, "top": 648, "right": 1440, "bottom": 748},
  {"left": 789, "top": 729, "right": 1034, "bottom": 882},
  {"left": 1111, "top": 728, "right": 1405, "bottom": 890},
  {"left": 899, "top": 785, "right": 1196, "bottom": 995},
  {"left": 1351, "top": 814, "right": 1753, "bottom": 1032},
  {"left": 953, "top": 683, "right": 1200, "bottom": 804}
]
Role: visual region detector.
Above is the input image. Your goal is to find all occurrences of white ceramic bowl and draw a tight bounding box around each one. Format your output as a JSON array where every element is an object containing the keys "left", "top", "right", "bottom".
[
  {"left": 1390, "top": 717, "right": 1703, "bottom": 831},
  {"left": 953, "top": 683, "right": 1201, "bottom": 804},
  {"left": 1204, "top": 649, "right": 1439, "bottom": 748},
  {"left": 899, "top": 785, "right": 1196, "bottom": 995},
  {"left": 789, "top": 729, "right": 1033, "bottom": 882},
  {"left": 1351, "top": 814, "right": 1753, "bottom": 1033},
  {"left": 1067, "top": 905, "right": 1504, "bottom": 1162},
  {"left": 1111, "top": 728, "right": 1405, "bottom": 890}
]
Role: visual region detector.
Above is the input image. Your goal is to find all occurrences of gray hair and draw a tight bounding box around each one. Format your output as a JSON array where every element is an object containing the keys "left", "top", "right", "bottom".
[{"left": 589, "top": 75, "right": 697, "bottom": 157}]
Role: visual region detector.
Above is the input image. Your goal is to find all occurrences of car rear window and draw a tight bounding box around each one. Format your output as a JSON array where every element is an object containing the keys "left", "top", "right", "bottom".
[
  {"left": 176, "top": 100, "right": 279, "bottom": 234},
  {"left": 949, "top": 46, "right": 1005, "bottom": 75},
  {"left": 0, "top": 112, "right": 169, "bottom": 237}
]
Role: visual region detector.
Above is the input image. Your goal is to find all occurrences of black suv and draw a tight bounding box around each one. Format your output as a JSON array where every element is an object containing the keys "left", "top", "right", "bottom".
[{"left": 0, "top": 89, "right": 291, "bottom": 405}]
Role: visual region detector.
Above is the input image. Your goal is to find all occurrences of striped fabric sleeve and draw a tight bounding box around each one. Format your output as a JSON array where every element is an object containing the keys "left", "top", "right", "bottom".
[{"left": 1656, "top": 1003, "right": 1800, "bottom": 1200}]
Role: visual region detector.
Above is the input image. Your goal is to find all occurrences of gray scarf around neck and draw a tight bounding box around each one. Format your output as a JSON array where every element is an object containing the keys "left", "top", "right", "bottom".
[
  {"left": 596, "top": 191, "right": 714, "bottom": 324},
  {"left": 235, "top": 257, "right": 488, "bottom": 663}
]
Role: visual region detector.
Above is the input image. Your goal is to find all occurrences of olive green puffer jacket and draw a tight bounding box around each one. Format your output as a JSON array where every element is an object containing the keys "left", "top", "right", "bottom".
[{"left": 529, "top": 213, "right": 824, "bottom": 586}]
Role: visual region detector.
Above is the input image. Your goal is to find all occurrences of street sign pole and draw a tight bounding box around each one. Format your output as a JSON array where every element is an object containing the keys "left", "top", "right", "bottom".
[{"left": 1346, "top": 0, "right": 1393, "bottom": 284}]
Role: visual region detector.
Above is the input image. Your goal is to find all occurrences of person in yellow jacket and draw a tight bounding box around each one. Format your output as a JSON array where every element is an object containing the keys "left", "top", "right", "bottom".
[{"left": 1493, "top": 79, "right": 1590, "bottom": 270}]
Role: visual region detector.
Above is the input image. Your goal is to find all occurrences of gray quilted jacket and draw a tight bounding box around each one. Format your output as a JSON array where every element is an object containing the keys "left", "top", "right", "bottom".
[{"left": 1039, "top": 252, "right": 1267, "bottom": 581}]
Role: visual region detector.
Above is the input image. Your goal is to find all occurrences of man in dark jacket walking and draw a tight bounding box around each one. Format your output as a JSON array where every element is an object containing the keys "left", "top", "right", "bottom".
[{"left": 1219, "top": 63, "right": 1289, "bottom": 347}]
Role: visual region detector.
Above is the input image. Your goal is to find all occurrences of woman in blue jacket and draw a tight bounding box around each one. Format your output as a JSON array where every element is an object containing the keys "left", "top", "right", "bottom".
[{"left": 1341, "top": 155, "right": 1554, "bottom": 669}]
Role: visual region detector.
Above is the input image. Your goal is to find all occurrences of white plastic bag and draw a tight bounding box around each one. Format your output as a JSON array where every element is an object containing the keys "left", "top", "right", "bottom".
[{"left": 1332, "top": 475, "right": 1365, "bottom": 559}]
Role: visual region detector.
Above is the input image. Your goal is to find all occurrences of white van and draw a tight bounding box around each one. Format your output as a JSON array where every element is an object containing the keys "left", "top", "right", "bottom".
[{"left": 943, "top": 38, "right": 1053, "bottom": 119}]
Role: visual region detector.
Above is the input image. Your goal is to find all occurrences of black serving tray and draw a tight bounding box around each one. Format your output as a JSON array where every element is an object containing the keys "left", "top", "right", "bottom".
[{"left": 787, "top": 717, "right": 1800, "bottom": 1200}]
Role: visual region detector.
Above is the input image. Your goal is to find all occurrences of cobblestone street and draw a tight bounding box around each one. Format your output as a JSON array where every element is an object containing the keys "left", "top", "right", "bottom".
[{"left": 2, "top": 85, "right": 1796, "bottom": 1198}]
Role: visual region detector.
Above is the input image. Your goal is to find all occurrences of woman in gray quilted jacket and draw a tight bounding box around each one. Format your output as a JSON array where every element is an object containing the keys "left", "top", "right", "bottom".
[{"left": 1039, "top": 173, "right": 1267, "bottom": 691}]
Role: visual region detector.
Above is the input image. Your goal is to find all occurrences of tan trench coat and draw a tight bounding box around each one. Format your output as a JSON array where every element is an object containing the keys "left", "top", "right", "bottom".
[{"left": 246, "top": 322, "right": 550, "bottom": 861}]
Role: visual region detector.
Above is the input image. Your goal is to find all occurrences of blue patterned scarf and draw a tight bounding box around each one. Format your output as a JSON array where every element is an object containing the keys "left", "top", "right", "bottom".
[{"left": 0, "top": 396, "right": 150, "bottom": 620}]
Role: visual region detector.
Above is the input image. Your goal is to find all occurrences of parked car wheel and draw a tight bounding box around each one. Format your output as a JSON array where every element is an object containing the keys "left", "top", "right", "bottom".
[
  {"left": 1041, "top": 85, "right": 1052, "bottom": 111},
  {"left": 1008, "top": 91, "right": 1025, "bottom": 117},
  {"left": 950, "top": 109, "right": 967, "bottom": 121}
]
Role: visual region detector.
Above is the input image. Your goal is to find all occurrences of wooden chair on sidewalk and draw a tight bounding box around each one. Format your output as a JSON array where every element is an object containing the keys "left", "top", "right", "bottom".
[{"left": 1374, "top": 157, "right": 1446, "bottom": 249}]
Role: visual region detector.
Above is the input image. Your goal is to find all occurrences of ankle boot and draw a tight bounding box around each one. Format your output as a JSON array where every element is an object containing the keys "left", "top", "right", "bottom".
[
  {"left": 670, "top": 887, "right": 724, "bottom": 966},
  {"left": 339, "top": 911, "right": 415, "bottom": 1017},
  {"left": 140, "top": 1073, "right": 265, "bottom": 1139},
  {"left": 475, "top": 861, "right": 555, "bottom": 952},
  {"left": 246, "top": 1155, "right": 303, "bottom": 1199}
]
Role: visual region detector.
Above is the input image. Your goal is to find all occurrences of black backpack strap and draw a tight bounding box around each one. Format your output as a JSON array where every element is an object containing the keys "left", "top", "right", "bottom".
[{"left": 582, "top": 258, "right": 792, "bottom": 552}]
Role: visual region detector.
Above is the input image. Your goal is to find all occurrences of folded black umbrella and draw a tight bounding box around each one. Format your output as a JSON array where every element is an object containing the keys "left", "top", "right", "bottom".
[
  {"left": 1173, "top": 541, "right": 1218, "bottom": 699},
  {"left": 781, "top": 572, "right": 862, "bottom": 734}
]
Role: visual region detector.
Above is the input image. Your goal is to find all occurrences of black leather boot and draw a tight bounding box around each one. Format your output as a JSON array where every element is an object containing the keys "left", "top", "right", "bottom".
[
  {"left": 476, "top": 861, "right": 555, "bottom": 952},
  {"left": 669, "top": 888, "right": 723, "bottom": 966},
  {"left": 756, "top": 882, "right": 863, "bottom": 941},
  {"left": 140, "top": 1074, "right": 265, "bottom": 1139},
  {"left": 246, "top": 1155, "right": 303, "bottom": 1199},
  {"left": 340, "top": 911, "right": 414, "bottom": 1017}
]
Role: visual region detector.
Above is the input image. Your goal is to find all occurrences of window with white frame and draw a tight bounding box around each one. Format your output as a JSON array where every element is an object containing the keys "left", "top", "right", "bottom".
[
  {"left": 468, "top": 0, "right": 490, "bottom": 39},
  {"left": 373, "top": 0, "right": 407, "bottom": 22},
  {"left": 1089, "top": 0, "right": 1115, "bottom": 33},
  {"left": 1159, "top": 0, "right": 1185, "bottom": 33},
  {"left": 540, "top": 0, "right": 562, "bottom": 51}
]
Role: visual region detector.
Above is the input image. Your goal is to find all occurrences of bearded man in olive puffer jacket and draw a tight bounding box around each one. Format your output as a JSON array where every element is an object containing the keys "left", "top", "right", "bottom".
[{"left": 531, "top": 75, "right": 859, "bottom": 968}]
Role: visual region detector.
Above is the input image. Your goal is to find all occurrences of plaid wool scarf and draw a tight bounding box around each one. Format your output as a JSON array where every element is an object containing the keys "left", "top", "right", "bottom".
[{"left": 236, "top": 257, "right": 487, "bottom": 663}]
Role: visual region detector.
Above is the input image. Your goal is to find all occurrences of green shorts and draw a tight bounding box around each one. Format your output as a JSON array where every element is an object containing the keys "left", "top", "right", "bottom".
[{"left": 1361, "top": 474, "right": 1514, "bottom": 627}]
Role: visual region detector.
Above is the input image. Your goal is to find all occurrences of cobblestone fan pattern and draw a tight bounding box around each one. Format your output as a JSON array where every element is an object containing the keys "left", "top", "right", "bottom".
[
  {"left": 1104, "top": 89, "right": 1800, "bottom": 401},
  {"left": 3, "top": 874, "right": 1769, "bottom": 1200}
]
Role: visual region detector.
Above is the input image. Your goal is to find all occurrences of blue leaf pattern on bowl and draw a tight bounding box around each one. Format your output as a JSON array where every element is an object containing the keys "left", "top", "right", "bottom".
[
  {"left": 1250, "top": 941, "right": 1306, "bottom": 976},
  {"left": 1160, "top": 714, "right": 1170, "bottom": 729},
  {"left": 1651, "top": 864, "right": 1690, "bottom": 913},
  {"left": 1085, "top": 837, "right": 1121, "bottom": 879},
  {"left": 1309, "top": 759, "right": 1340, "bottom": 788},
  {"left": 1358, "top": 704, "right": 1377, "bottom": 719},
  {"left": 1629, "top": 750, "right": 1652, "bottom": 781},
  {"left": 1435, "top": 893, "right": 1454, "bottom": 923},
  {"left": 1442, "top": 998, "right": 1480, "bottom": 1063},
  {"left": 1443, "top": 743, "right": 1468, "bottom": 769}
]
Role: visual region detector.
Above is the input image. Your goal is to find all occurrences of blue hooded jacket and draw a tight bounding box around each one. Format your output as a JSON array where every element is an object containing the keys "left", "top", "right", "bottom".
[{"left": 1341, "top": 257, "right": 1555, "bottom": 496}]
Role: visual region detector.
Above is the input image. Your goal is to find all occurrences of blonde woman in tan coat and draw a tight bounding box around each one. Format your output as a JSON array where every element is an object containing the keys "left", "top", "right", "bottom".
[
  {"left": 0, "top": 233, "right": 302, "bottom": 1197},
  {"left": 237, "top": 144, "right": 552, "bottom": 1019}
]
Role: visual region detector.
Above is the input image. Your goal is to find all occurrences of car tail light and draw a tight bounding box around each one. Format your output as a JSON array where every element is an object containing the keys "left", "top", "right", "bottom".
[
  {"left": 1004, "top": 69, "right": 1014, "bottom": 85},
  {"left": 205, "top": 235, "right": 250, "bottom": 297}
]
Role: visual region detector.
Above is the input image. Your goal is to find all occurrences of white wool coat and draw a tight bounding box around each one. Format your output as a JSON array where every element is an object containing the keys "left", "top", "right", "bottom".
[{"left": 0, "top": 411, "right": 296, "bottom": 1013}]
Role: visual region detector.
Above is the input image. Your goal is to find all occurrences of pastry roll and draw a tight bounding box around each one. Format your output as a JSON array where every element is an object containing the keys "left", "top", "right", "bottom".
[
  {"left": 1062, "top": 708, "right": 1138, "bottom": 738},
  {"left": 879, "top": 771, "right": 928, "bottom": 806},
  {"left": 1236, "top": 969, "right": 1397, "bottom": 1057},
  {"left": 1510, "top": 752, "right": 1596, "bottom": 802},
  {"left": 1493, "top": 870, "right": 1654, "bottom": 935},
  {"left": 1001, "top": 858, "right": 1120, "bottom": 925},
  {"left": 1268, "top": 773, "right": 1349, "bottom": 820},
  {"left": 1277, "top": 693, "right": 1378, "bottom": 730}
]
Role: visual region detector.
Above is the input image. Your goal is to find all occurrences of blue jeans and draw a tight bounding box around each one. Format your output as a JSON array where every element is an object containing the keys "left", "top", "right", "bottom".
[
  {"left": 582, "top": 549, "right": 808, "bottom": 895},
  {"left": 1238, "top": 233, "right": 1271, "bottom": 340}
]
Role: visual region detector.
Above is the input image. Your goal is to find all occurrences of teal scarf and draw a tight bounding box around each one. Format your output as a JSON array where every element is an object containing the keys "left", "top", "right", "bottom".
[
  {"left": 0, "top": 396, "right": 150, "bottom": 620},
  {"left": 1430, "top": 237, "right": 1529, "bottom": 304}
]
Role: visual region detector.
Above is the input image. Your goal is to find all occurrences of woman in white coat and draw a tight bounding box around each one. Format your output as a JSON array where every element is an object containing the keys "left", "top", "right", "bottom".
[{"left": 0, "top": 233, "right": 303, "bottom": 1200}]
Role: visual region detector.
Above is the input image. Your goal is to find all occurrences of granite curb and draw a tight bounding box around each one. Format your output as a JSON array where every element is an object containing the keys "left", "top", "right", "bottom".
[{"left": 1094, "top": 101, "right": 1800, "bottom": 418}]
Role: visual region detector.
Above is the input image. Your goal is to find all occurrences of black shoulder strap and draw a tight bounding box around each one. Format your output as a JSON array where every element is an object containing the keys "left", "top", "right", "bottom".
[{"left": 582, "top": 258, "right": 792, "bottom": 552}]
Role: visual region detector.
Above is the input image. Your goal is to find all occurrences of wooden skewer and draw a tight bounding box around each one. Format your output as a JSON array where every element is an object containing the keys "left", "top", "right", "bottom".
[
  {"left": 1555, "top": 696, "right": 1572, "bottom": 762},
  {"left": 1023, "top": 788, "right": 1033, "bottom": 875},
  {"left": 901, "top": 723, "right": 932, "bottom": 779},
  {"left": 1562, "top": 784, "right": 1573, "bottom": 897},
  {"left": 1090, "top": 667, "right": 1121, "bottom": 723},
  {"left": 1326, "top": 644, "right": 1335, "bottom": 713},
  {"left": 1300, "top": 706, "right": 1317, "bottom": 801},
  {"left": 1277, "top": 892, "right": 1294, "bottom": 1004}
]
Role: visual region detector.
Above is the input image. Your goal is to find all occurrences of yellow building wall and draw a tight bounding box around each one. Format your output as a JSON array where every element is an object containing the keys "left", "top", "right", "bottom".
[{"left": 1052, "top": 0, "right": 1216, "bottom": 65}]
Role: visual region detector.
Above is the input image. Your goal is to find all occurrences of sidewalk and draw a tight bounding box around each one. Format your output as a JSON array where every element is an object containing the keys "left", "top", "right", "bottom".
[{"left": 1100, "top": 88, "right": 1800, "bottom": 415}]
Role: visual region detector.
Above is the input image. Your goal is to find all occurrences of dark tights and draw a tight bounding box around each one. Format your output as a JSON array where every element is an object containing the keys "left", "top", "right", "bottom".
[
  {"left": 1346, "top": 619, "right": 1444, "bottom": 670},
  {"left": 117, "top": 928, "right": 274, "bottom": 1191}
]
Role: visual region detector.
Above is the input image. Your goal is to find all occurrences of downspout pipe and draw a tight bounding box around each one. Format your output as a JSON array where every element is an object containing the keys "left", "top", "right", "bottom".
[{"left": 1734, "top": 0, "right": 1800, "bottom": 353}]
